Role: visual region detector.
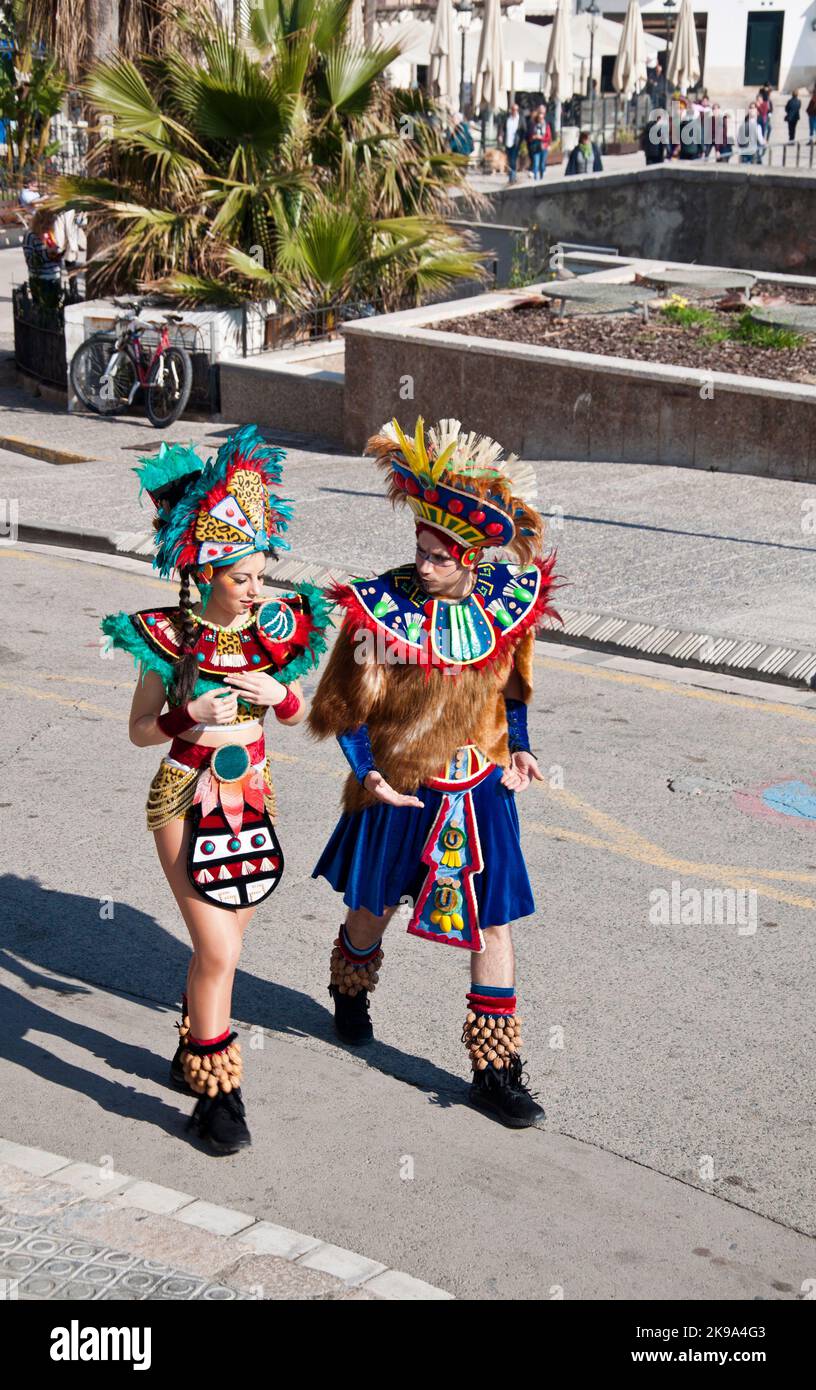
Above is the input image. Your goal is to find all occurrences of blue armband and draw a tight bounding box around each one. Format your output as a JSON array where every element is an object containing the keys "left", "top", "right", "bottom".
[
  {"left": 504, "top": 698, "right": 531, "bottom": 754},
  {"left": 337, "top": 725, "right": 378, "bottom": 784}
]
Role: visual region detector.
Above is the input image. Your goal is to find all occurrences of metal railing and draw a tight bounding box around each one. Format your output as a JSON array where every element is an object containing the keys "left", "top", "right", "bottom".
[
  {"left": 565, "top": 92, "right": 653, "bottom": 140},
  {"left": 238, "top": 295, "right": 387, "bottom": 356},
  {"left": 764, "top": 140, "right": 816, "bottom": 170},
  {"left": 12, "top": 283, "right": 68, "bottom": 390}
]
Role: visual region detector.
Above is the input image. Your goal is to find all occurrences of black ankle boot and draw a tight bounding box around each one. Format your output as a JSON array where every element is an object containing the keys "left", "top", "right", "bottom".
[
  {"left": 169, "top": 1040, "right": 194, "bottom": 1094},
  {"left": 187, "top": 1087, "right": 252, "bottom": 1154},
  {"left": 169, "top": 1012, "right": 194, "bottom": 1094},
  {"left": 468, "top": 1054, "right": 546, "bottom": 1129},
  {"left": 329, "top": 983, "right": 374, "bottom": 1045}
]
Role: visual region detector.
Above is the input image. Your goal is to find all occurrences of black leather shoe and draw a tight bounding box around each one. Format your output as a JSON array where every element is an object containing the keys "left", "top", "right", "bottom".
[
  {"left": 468, "top": 1054, "right": 546, "bottom": 1129},
  {"left": 169, "top": 1041, "right": 194, "bottom": 1094},
  {"left": 329, "top": 983, "right": 374, "bottom": 1045},
  {"left": 187, "top": 1087, "right": 252, "bottom": 1155}
]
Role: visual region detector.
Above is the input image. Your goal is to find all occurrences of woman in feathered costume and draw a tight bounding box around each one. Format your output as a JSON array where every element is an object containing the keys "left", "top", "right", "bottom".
[
  {"left": 309, "top": 417, "right": 560, "bottom": 1127},
  {"left": 102, "top": 426, "right": 330, "bottom": 1154}
]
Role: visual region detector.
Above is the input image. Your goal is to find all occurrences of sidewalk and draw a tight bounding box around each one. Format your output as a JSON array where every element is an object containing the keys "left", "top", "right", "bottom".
[
  {"left": 3, "top": 963, "right": 813, "bottom": 1301},
  {"left": 0, "top": 1147, "right": 444, "bottom": 1301}
]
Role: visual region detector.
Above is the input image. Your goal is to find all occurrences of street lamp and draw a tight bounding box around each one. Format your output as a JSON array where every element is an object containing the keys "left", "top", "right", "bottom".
[
  {"left": 454, "top": 0, "right": 474, "bottom": 118},
  {"left": 586, "top": 1, "right": 600, "bottom": 106},
  {"left": 664, "top": 0, "right": 677, "bottom": 64}
]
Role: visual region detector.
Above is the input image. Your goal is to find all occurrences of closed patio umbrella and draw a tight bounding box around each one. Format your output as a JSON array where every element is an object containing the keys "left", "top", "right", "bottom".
[
  {"left": 347, "top": 0, "right": 364, "bottom": 44},
  {"left": 666, "top": 0, "right": 702, "bottom": 95},
  {"left": 612, "top": 0, "right": 648, "bottom": 99},
  {"left": 429, "top": 0, "right": 458, "bottom": 111},
  {"left": 543, "top": 0, "right": 574, "bottom": 104},
  {"left": 473, "top": 0, "right": 505, "bottom": 112}
]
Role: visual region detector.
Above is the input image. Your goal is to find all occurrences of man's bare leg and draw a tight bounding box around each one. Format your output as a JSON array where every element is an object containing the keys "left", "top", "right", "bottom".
[{"left": 328, "top": 904, "right": 398, "bottom": 1044}]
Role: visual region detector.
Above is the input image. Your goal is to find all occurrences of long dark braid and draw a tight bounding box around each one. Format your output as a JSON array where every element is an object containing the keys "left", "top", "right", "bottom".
[{"left": 171, "top": 567, "right": 201, "bottom": 709}]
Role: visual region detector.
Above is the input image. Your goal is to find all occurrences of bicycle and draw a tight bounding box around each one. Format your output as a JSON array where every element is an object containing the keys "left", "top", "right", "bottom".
[{"left": 69, "top": 297, "right": 194, "bottom": 428}]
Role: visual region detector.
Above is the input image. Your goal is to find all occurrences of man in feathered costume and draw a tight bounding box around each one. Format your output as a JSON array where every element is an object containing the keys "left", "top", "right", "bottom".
[{"left": 309, "top": 418, "right": 560, "bottom": 1127}]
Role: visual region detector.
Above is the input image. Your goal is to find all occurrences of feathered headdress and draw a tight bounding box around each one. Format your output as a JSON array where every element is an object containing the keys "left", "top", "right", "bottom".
[
  {"left": 134, "top": 425, "right": 293, "bottom": 579},
  {"left": 365, "top": 417, "right": 543, "bottom": 565}
]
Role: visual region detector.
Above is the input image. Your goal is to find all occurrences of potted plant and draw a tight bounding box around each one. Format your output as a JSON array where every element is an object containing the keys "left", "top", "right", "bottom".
[{"left": 605, "top": 125, "right": 639, "bottom": 156}]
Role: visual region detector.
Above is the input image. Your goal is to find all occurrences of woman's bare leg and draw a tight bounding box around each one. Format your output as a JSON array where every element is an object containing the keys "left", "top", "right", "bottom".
[{"left": 154, "top": 817, "right": 256, "bottom": 1040}]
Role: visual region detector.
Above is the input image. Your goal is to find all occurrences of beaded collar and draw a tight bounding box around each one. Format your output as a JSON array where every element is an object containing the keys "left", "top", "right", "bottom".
[
  {"left": 341, "top": 560, "right": 545, "bottom": 668},
  {"left": 190, "top": 609, "right": 256, "bottom": 633}
]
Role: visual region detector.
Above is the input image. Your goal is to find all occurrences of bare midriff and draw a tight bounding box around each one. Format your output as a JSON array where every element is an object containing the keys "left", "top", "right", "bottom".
[{"left": 175, "top": 720, "right": 265, "bottom": 750}]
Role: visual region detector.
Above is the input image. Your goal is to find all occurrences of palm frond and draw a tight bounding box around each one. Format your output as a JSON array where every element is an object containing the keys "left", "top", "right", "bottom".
[{"left": 315, "top": 42, "right": 404, "bottom": 117}]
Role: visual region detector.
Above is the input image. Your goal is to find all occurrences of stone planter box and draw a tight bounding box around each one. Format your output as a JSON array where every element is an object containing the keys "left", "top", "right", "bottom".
[
  {"left": 605, "top": 139, "right": 639, "bottom": 156},
  {"left": 219, "top": 340, "right": 345, "bottom": 444},
  {"left": 340, "top": 259, "right": 816, "bottom": 481}
]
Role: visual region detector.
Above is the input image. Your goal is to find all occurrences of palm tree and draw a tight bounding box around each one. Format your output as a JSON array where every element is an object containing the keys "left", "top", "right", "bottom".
[
  {"left": 0, "top": 3, "right": 68, "bottom": 176},
  {"left": 55, "top": 0, "right": 484, "bottom": 313},
  {"left": 21, "top": 1, "right": 219, "bottom": 83}
]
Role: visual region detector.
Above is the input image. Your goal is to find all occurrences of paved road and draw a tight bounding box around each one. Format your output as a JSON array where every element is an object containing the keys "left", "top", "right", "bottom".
[
  {"left": 1, "top": 542, "right": 815, "bottom": 1298},
  {"left": 2, "top": 415, "right": 816, "bottom": 649}
]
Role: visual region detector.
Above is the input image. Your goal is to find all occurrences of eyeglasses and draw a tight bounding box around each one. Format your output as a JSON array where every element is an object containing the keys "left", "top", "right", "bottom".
[{"left": 415, "top": 542, "right": 458, "bottom": 569}]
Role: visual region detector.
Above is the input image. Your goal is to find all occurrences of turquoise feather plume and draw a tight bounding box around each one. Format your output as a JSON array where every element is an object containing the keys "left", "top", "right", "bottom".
[
  {"left": 138, "top": 424, "right": 293, "bottom": 578},
  {"left": 133, "top": 440, "right": 205, "bottom": 501}
]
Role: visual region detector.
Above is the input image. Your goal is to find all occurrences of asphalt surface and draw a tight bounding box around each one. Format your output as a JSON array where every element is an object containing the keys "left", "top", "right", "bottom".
[
  {"left": 2, "top": 425, "right": 816, "bottom": 649},
  {"left": 1, "top": 542, "right": 815, "bottom": 1298}
]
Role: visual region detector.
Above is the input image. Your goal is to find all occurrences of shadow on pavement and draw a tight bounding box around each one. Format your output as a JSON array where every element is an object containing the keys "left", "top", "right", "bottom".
[{"left": 1, "top": 874, "right": 468, "bottom": 1121}]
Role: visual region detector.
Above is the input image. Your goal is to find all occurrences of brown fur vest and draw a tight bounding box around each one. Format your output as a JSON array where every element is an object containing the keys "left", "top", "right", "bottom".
[{"left": 309, "top": 625, "right": 535, "bottom": 814}]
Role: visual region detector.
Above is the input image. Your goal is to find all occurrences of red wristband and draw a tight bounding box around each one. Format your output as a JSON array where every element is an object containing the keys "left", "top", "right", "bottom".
[
  {"left": 273, "top": 687, "right": 301, "bottom": 721},
  {"left": 157, "top": 702, "right": 196, "bottom": 737}
]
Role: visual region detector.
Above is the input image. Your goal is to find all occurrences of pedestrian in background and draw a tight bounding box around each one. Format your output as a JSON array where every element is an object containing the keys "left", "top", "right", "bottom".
[
  {"left": 737, "top": 102, "right": 766, "bottom": 164},
  {"left": 756, "top": 90, "right": 771, "bottom": 139},
  {"left": 18, "top": 175, "right": 41, "bottom": 210},
  {"left": 526, "top": 105, "right": 552, "bottom": 180},
  {"left": 503, "top": 102, "right": 525, "bottom": 184},
  {"left": 808, "top": 85, "right": 816, "bottom": 140},
  {"left": 757, "top": 84, "right": 774, "bottom": 137},
  {"left": 711, "top": 104, "right": 733, "bottom": 162},
  {"left": 53, "top": 207, "right": 86, "bottom": 302},
  {"left": 22, "top": 204, "right": 63, "bottom": 308},
  {"left": 643, "top": 108, "right": 668, "bottom": 164},
  {"left": 678, "top": 105, "right": 704, "bottom": 159},
  {"left": 565, "top": 129, "right": 603, "bottom": 176},
  {"left": 448, "top": 112, "right": 474, "bottom": 157},
  {"left": 785, "top": 89, "right": 802, "bottom": 143}
]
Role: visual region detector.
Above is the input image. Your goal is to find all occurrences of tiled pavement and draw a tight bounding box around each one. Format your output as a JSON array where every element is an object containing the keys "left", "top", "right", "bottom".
[
  {"left": 0, "top": 1148, "right": 453, "bottom": 1302},
  {"left": 0, "top": 1209, "right": 251, "bottom": 1301}
]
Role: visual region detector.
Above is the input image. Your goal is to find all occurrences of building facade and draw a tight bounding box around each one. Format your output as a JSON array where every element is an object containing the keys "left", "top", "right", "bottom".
[{"left": 592, "top": 1, "right": 816, "bottom": 95}]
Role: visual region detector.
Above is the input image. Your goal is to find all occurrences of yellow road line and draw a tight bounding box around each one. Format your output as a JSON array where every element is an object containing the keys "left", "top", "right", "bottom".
[
  {"left": 0, "top": 679, "right": 122, "bottom": 719},
  {"left": 538, "top": 783, "right": 816, "bottom": 883},
  {"left": 535, "top": 654, "right": 816, "bottom": 723},
  {"left": 44, "top": 673, "right": 128, "bottom": 688},
  {"left": 530, "top": 819, "right": 816, "bottom": 912}
]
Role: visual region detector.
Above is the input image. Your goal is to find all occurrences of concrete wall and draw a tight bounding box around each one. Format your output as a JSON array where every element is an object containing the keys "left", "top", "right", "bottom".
[
  {"left": 218, "top": 343, "right": 345, "bottom": 443},
  {"left": 341, "top": 290, "right": 816, "bottom": 481},
  {"left": 485, "top": 165, "right": 816, "bottom": 276}
]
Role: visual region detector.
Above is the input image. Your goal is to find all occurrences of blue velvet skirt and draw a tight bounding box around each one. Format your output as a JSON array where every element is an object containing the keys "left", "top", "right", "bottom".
[{"left": 312, "top": 765, "right": 535, "bottom": 928}]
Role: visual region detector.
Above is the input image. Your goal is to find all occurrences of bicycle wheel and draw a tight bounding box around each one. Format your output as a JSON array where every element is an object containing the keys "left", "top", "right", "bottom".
[
  {"left": 69, "top": 333, "right": 138, "bottom": 415},
  {"left": 145, "top": 345, "right": 193, "bottom": 428}
]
